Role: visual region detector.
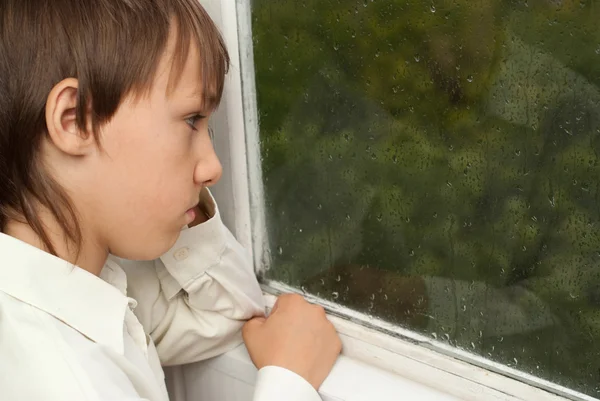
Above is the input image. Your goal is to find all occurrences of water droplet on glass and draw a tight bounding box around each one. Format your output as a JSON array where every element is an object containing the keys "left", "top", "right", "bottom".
[
  {"left": 430, "top": 4, "right": 436, "bottom": 12},
  {"left": 333, "top": 43, "right": 340, "bottom": 51},
  {"left": 446, "top": 181, "right": 453, "bottom": 188},
  {"left": 332, "top": 291, "right": 339, "bottom": 300},
  {"left": 414, "top": 54, "right": 421, "bottom": 62},
  {"left": 383, "top": 294, "right": 388, "bottom": 301},
  {"left": 320, "top": 278, "right": 325, "bottom": 286},
  {"left": 317, "top": 203, "right": 323, "bottom": 210},
  {"left": 467, "top": 75, "right": 474, "bottom": 83},
  {"left": 370, "top": 293, "right": 375, "bottom": 301},
  {"left": 346, "top": 214, "right": 351, "bottom": 221},
  {"left": 301, "top": 286, "right": 307, "bottom": 294},
  {"left": 596, "top": 45, "right": 600, "bottom": 55},
  {"left": 376, "top": 214, "right": 383, "bottom": 222},
  {"left": 471, "top": 342, "right": 476, "bottom": 349},
  {"left": 461, "top": 305, "right": 467, "bottom": 312},
  {"left": 444, "top": 333, "right": 450, "bottom": 341},
  {"left": 513, "top": 358, "right": 518, "bottom": 365},
  {"left": 431, "top": 332, "right": 438, "bottom": 339},
  {"left": 335, "top": 275, "right": 341, "bottom": 282},
  {"left": 278, "top": 246, "right": 283, "bottom": 255},
  {"left": 409, "top": 249, "right": 415, "bottom": 257}
]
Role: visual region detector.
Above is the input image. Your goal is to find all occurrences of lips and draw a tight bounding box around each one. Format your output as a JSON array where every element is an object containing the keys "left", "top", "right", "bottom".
[{"left": 185, "top": 207, "right": 196, "bottom": 223}]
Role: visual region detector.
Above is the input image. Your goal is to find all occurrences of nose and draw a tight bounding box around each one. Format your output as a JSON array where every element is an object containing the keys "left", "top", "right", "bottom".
[{"left": 194, "top": 145, "right": 223, "bottom": 187}]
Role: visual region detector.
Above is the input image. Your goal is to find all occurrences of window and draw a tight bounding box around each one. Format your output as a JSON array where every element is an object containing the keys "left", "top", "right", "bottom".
[{"left": 244, "top": 0, "right": 600, "bottom": 398}]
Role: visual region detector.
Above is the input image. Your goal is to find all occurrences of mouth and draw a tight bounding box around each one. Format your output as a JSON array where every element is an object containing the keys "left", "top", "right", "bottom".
[
  {"left": 185, "top": 207, "right": 196, "bottom": 220},
  {"left": 185, "top": 202, "right": 199, "bottom": 223}
]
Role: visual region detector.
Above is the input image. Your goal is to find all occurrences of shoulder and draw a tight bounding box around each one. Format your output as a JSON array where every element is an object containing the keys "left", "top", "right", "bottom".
[{"left": 0, "top": 292, "right": 94, "bottom": 401}]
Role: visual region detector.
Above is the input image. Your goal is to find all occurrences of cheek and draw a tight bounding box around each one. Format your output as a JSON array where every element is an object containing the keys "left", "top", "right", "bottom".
[
  {"left": 104, "top": 117, "right": 192, "bottom": 198},
  {"left": 96, "top": 108, "right": 197, "bottom": 222}
]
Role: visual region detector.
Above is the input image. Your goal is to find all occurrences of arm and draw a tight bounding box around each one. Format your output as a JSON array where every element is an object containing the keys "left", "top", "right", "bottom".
[
  {"left": 253, "top": 367, "right": 322, "bottom": 401},
  {"left": 117, "top": 188, "right": 265, "bottom": 366}
]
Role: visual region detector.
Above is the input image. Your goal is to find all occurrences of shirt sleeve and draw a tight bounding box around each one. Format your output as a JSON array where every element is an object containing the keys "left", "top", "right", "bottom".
[
  {"left": 118, "top": 188, "right": 265, "bottom": 366},
  {"left": 254, "top": 367, "right": 322, "bottom": 401}
]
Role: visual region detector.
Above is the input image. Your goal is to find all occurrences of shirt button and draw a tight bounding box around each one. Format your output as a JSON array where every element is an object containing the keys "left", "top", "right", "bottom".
[{"left": 173, "top": 247, "right": 190, "bottom": 261}]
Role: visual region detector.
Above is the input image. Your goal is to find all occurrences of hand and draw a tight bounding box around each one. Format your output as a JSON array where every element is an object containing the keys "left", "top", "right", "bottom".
[{"left": 243, "top": 293, "right": 342, "bottom": 390}]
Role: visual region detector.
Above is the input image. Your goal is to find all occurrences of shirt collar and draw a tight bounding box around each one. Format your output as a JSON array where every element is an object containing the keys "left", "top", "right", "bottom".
[{"left": 0, "top": 233, "right": 129, "bottom": 354}]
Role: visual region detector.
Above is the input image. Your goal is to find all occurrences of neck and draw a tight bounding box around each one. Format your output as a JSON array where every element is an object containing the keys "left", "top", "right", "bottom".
[{"left": 4, "top": 217, "right": 108, "bottom": 276}]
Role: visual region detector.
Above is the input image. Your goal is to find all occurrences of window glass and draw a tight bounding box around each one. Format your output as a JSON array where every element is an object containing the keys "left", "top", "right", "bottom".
[{"left": 250, "top": 0, "right": 600, "bottom": 396}]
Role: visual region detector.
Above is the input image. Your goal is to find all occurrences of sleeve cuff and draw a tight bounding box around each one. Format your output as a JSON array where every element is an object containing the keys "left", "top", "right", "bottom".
[
  {"left": 158, "top": 188, "right": 228, "bottom": 296},
  {"left": 254, "top": 366, "right": 321, "bottom": 401}
]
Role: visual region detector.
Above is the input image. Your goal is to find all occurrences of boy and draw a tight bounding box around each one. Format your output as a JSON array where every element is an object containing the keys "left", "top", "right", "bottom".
[{"left": 0, "top": 1, "right": 341, "bottom": 400}]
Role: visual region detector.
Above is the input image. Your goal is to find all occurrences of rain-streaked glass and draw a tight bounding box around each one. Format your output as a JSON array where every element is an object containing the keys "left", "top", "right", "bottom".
[{"left": 250, "top": 0, "right": 600, "bottom": 396}]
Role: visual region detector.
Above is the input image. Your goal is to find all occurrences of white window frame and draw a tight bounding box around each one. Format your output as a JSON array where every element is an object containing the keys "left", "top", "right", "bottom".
[{"left": 200, "top": 1, "right": 597, "bottom": 400}]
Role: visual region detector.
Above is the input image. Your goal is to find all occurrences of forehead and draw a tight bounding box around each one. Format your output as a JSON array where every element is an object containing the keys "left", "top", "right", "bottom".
[{"left": 160, "top": 35, "right": 219, "bottom": 110}]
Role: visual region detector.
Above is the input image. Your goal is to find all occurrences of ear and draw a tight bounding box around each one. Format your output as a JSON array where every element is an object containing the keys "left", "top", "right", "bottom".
[{"left": 45, "top": 78, "right": 95, "bottom": 156}]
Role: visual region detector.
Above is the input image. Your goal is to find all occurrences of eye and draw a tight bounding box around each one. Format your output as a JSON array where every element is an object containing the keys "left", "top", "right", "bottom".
[{"left": 185, "top": 114, "right": 206, "bottom": 130}]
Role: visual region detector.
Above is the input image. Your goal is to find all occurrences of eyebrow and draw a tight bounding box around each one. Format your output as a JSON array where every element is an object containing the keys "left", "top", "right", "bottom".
[{"left": 186, "top": 89, "right": 219, "bottom": 111}]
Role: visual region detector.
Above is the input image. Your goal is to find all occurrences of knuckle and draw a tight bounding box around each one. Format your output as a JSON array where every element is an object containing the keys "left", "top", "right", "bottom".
[
  {"left": 312, "top": 304, "right": 326, "bottom": 315},
  {"left": 328, "top": 322, "right": 339, "bottom": 337},
  {"left": 290, "top": 293, "right": 306, "bottom": 303},
  {"left": 281, "top": 293, "right": 304, "bottom": 305},
  {"left": 335, "top": 337, "right": 343, "bottom": 352}
]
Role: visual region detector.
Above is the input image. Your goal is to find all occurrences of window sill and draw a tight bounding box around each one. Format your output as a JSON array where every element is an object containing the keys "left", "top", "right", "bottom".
[
  {"left": 179, "top": 342, "right": 457, "bottom": 401},
  {"left": 167, "top": 293, "right": 573, "bottom": 401}
]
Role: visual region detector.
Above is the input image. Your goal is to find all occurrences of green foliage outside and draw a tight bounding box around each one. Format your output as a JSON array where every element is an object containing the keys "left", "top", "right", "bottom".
[{"left": 251, "top": 0, "right": 600, "bottom": 395}]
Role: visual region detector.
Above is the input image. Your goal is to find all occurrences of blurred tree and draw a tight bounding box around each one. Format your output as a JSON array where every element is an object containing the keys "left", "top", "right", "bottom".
[{"left": 251, "top": 0, "right": 600, "bottom": 396}]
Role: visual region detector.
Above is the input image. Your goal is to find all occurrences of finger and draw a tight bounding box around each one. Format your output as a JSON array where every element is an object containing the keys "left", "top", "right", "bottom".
[
  {"left": 269, "top": 301, "right": 279, "bottom": 315},
  {"left": 275, "top": 293, "right": 306, "bottom": 311},
  {"left": 311, "top": 304, "right": 326, "bottom": 317},
  {"left": 242, "top": 317, "right": 266, "bottom": 340}
]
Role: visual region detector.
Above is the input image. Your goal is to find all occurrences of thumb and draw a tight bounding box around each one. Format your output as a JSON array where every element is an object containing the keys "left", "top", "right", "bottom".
[{"left": 242, "top": 316, "right": 266, "bottom": 340}]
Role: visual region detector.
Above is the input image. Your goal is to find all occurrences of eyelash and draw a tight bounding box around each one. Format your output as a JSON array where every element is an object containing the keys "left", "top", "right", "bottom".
[{"left": 185, "top": 114, "right": 206, "bottom": 130}]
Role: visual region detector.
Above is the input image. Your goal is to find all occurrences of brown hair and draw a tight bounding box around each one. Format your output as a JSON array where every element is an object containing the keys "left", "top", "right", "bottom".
[{"left": 0, "top": 0, "right": 229, "bottom": 255}]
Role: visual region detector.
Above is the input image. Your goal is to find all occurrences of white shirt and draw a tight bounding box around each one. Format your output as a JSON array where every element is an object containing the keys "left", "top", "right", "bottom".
[{"left": 0, "top": 189, "right": 320, "bottom": 401}]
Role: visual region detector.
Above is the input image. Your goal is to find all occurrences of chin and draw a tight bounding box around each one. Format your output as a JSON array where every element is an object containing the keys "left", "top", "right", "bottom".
[
  {"left": 147, "top": 231, "right": 182, "bottom": 260},
  {"left": 113, "top": 230, "right": 182, "bottom": 261}
]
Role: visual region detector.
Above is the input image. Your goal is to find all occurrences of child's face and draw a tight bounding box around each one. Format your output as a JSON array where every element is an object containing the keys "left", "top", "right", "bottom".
[{"left": 73, "top": 41, "right": 222, "bottom": 261}]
